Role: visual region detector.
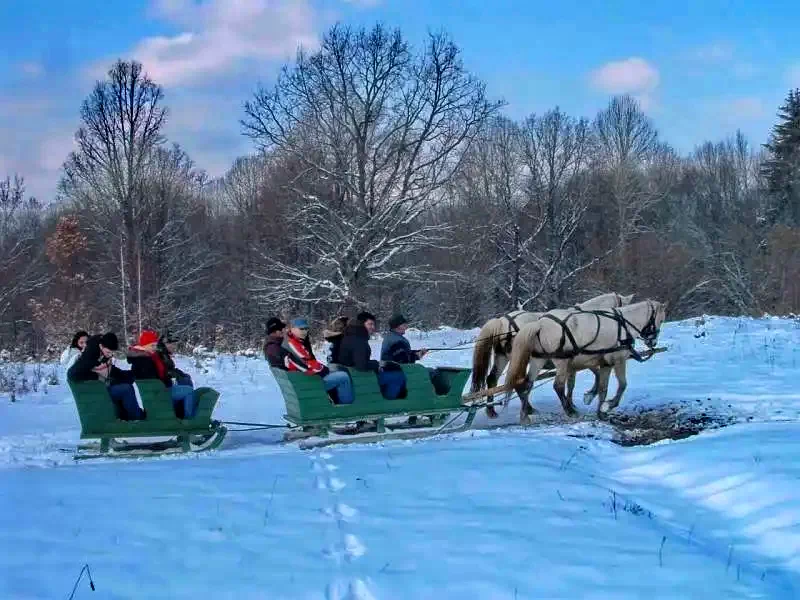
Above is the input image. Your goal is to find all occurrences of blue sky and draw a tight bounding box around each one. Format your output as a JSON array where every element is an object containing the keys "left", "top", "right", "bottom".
[{"left": 1, "top": 0, "right": 798, "bottom": 202}]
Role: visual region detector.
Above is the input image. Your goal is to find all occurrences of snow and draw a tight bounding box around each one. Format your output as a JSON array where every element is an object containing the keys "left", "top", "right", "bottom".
[{"left": 1, "top": 315, "right": 800, "bottom": 598}]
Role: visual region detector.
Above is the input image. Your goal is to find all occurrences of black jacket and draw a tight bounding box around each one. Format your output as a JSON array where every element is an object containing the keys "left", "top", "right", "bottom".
[
  {"left": 264, "top": 338, "right": 286, "bottom": 369},
  {"left": 126, "top": 347, "right": 172, "bottom": 387},
  {"left": 338, "top": 323, "right": 379, "bottom": 372},
  {"left": 67, "top": 335, "right": 133, "bottom": 384},
  {"left": 328, "top": 336, "right": 344, "bottom": 364}
]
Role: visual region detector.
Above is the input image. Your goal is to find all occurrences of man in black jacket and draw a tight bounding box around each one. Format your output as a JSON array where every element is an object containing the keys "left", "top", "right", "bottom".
[
  {"left": 67, "top": 332, "right": 145, "bottom": 420},
  {"left": 263, "top": 317, "right": 287, "bottom": 369},
  {"left": 381, "top": 314, "right": 450, "bottom": 395},
  {"left": 338, "top": 312, "right": 405, "bottom": 399}
]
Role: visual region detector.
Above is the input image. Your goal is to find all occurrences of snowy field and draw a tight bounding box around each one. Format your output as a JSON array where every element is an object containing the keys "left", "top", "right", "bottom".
[{"left": 1, "top": 315, "right": 799, "bottom": 598}]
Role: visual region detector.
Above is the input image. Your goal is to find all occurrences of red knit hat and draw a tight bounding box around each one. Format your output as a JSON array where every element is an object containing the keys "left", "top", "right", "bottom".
[{"left": 138, "top": 329, "right": 159, "bottom": 346}]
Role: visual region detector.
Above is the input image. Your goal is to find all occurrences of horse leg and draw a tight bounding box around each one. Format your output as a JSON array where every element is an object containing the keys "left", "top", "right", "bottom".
[
  {"left": 554, "top": 360, "right": 579, "bottom": 418},
  {"left": 485, "top": 363, "right": 498, "bottom": 419},
  {"left": 485, "top": 352, "right": 507, "bottom": 419},
  {"left": 565, "top": 361, "right": 577, "bottom": 405},
  {"left": 595, "top": 367, "right": 613, "bottom": 419},
  {"left": 602, "top": 360, "right": 628, "bottom": 414},
  {"left": 583, "top": 367, "right": 600, "bottom": 405},
  {"left": 516, "top": 358, "right": 543, "bottom": 426}
]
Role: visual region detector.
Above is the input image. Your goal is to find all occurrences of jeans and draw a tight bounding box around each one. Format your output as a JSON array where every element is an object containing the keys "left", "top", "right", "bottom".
[
  {"left": 108, "top": 383, "right": 145, "bottom": 420},
  {"left": 378, "top": 370, "right": 405, "bottom": 399},
  {"left": 171, "top": 384, "right": 198, "bottom": 419},
  {"left": 323, "top": 371, "right": 354, "bottom": 405}
]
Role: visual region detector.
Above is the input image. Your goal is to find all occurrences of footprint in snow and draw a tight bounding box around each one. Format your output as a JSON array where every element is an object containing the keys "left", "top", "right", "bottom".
[
  {"left": 326, "top": 578, "right": 376, "bottom": 600},
  {"left": 321, "top": 503, "right": 358, "bottom": 521},
  {"left": 336, "top": 503, "right": 357, "bottom": 519},
  {"left": 329, "top": 477, "right": 346, "bottom": 492},
  {"left": 344, "top": 534, "right": 367, "bottom": 559}
]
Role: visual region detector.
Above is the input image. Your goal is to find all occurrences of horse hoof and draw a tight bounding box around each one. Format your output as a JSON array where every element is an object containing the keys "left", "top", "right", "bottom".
[
  {"left": 486, "top": 407, "right": 498, "bottom": 419},
  {"left": 583, "top": 393, "right": 594, "bottom": 406}
]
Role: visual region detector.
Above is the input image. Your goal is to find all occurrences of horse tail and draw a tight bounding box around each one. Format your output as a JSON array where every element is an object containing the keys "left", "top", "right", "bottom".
[
  {"left": 504, "top": 319, "right": 542, "bottom": 399},
  {"left": 471, "top": 318, "right": 501, "bottom": 393}
]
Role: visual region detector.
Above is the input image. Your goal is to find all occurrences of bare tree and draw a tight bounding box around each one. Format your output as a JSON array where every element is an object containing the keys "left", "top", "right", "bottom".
[
  {"left": 450, "top": 116, "right": 539, "bottom": 308},
  {"left": 136, "top": 144, "right": 216, "bottom": 335},
  {"left": 60, "top": 59, "right": 167, "bottom": 340},
  {"left": 593, "top": 95, "right": 667, "bottom": 286},
  {"left": 0, "top": 176, "right": 47, "bottom": 320},
  {"left": 242, "top": 23, "right": 500, "bottom": 307},
  {"left": 517, "top": 108, "right": 598, "bottom": 308}
]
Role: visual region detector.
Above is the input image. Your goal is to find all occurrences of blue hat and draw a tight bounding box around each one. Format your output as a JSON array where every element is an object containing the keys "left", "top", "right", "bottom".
[{"left": 290, "top": 317, "right": 309, "bottom": 328}]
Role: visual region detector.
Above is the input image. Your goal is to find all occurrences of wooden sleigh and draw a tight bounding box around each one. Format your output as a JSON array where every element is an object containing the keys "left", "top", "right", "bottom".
[{"left": 68, "top": 379, "right": 228, "bottom": 460}]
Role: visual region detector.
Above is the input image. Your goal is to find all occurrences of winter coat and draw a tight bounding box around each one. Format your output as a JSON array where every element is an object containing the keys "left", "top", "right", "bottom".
[
  {"left": 328, "top": 336, "right": 344, "bottom": 364},
  {"left": 126, "top": 346, "right": 172, "bottom": 387},
  {"left": 338, "top": 323, "right": 379, "bottom": 372},
  {"left": 380, "top": 330, "right": 418, "bottom": 364},
  {"left": 282, "top": 334, "right": 329, "bottom": 377},
  {"left": 67, "top": 335, "right": 133, "bottom": 385},
  {"left": 60, "top": 346, "right": 81, "bottom": 370},
  {"left": 264, "top": 338, "right": 286, "bottom": 369},
  {"left": 155, "top": 342, "right": 190, "bottom": 382}
]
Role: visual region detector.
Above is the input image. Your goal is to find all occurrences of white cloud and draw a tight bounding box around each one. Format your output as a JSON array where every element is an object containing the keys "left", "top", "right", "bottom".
[
  {"left": 589, "top": 58, "right": 659, "bottom": 93},
  {"left": 18, "top": 61, "right": 44, "bottom": 78},
  {"left": 589, "top": 57, "right": 660, "bottom": 110},
  {"left": 89, "top": 0, "right": 321, "bottom": 87}
]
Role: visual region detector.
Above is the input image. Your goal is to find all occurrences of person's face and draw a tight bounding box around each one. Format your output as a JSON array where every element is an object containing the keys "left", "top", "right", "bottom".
[
  {"left": 99, "top": 345, "right": 114, "bottom": 358},
  {"left": 77, "top": 336, "right": 88, "bottom": 350},
  {"left": 291, "top": 326, "right": 308, "bottom": 339},
  {"left": 166, "top": 341, "right": 178, "bottom": 353},
  {"left": 364, "top": 319, "right": 376, "bottom": 335},
  {"left": 270, "top": 327, "right": 285, "bottom": 339},
  {"left": 395, "top": 323, "right": 408, "bottom": 335}
]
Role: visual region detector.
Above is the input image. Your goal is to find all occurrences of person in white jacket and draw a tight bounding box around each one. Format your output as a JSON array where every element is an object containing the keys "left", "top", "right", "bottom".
[{"left": 60, "top": 330, "right": 89, "bottom": 369}]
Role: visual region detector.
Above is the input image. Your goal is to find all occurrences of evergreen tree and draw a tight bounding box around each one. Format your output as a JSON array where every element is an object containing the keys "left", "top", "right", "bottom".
[{"left": 762, "top": 88, "right": 800, "bottom": 225}]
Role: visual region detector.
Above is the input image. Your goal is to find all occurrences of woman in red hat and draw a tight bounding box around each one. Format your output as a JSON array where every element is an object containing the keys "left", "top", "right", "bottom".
[{"left": 127, "top": 329, "right": 198, "bottom": 419}]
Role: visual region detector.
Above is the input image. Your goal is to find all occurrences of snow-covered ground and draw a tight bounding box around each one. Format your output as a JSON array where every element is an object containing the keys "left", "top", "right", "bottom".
[{"left": 1, "top": 315, "right": 799, "bottom": 598}]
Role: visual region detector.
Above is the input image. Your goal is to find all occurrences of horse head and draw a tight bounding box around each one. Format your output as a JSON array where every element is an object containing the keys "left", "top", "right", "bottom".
[{"left": 637, "top": 300, "right": 668, "bottom": 349}]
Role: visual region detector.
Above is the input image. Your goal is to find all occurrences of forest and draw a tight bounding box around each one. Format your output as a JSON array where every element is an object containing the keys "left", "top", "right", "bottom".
[{"left": 1, "top": 23, "right": 799, "bottom": 355}]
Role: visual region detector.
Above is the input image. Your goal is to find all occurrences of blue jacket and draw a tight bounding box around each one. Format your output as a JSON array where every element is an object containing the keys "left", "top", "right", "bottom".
[{"left": 380, "top": 330, "right": 418, "bottom": 364}]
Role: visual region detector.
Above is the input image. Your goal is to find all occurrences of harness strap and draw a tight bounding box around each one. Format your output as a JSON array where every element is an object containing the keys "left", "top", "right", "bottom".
[
  {"left": 501, "top": 312, "right": 521, "bottom": 354},
  {"left": 530, "top": 305, "right": 654, "bottom": 360}
]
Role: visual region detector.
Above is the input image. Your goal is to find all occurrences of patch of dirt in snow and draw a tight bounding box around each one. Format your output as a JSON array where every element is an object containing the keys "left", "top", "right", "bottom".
[{"left": 605, "top": 400, "right": 738, "bottom": 447}]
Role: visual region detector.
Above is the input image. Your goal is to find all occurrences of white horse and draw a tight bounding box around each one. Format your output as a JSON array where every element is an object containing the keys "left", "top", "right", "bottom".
[
  {"left": 504, "top": 299, "right": 668, "bottom": 423},
  {"left": 470, "top": 292, "right": 634, "bottom": 417}
]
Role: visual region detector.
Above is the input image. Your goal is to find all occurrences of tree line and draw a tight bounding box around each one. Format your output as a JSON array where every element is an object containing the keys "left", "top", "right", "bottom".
[{"left": 1, "top": 23, "right": 798, "bottom": 355}]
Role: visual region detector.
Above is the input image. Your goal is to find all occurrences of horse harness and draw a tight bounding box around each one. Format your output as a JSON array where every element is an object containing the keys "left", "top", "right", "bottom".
[
  {"left": 502, "top": 312, "right": 522, "bottom": 354},
  {"left": 532, "top": 302, "right": 659, "bottom": 362}
]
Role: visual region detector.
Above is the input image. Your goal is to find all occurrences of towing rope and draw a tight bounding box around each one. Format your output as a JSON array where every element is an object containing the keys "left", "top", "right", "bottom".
[{"left": 221, "top": 420, "right": 290, "bottom": 431}]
